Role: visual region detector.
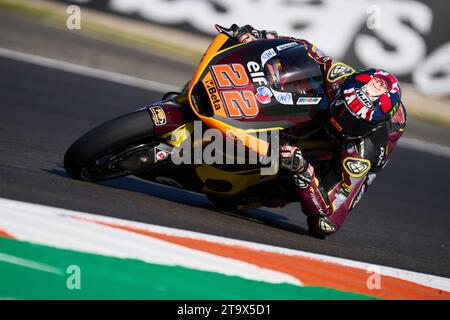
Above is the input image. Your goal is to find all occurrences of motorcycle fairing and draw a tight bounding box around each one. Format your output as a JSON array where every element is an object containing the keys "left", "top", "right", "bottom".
[
  {"left": 196, "top": 164, "right": 276, "bottom": 195},
  {"left": 188, "top": 32, "right": 327, "bottom": 155},
  {"left": 147, "top": 32, "right": 330, "bottom": 198}
]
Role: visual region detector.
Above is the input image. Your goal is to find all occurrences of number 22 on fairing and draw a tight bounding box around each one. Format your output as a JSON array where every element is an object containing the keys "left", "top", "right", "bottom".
[{"left": 211, "top": 64, "right": 259, "bottom": 119}]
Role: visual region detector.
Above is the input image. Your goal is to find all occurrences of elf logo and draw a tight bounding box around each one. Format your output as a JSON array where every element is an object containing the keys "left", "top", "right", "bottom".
[{"left": 246, "top": 61, "right": 268, "bottom": 86}]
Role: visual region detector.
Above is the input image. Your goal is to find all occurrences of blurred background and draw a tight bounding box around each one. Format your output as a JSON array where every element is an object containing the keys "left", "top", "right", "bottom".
[
  {"left": 0, "top": 0, "right": 449, "bottom": 278},
  {"left": 63, "top": 0, "right": 450, "bottom": 96},
  {"left": 3, "top": 0, "right": 450, "bottom": 119}
]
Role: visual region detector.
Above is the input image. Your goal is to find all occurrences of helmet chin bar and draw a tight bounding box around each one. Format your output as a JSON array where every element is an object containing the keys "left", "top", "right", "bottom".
[
  {"left": 327, "top": 87, "right": 387, "bottom": 141},
  {"left": 324, "top": 123, "right": 365, "bottom": 141}
]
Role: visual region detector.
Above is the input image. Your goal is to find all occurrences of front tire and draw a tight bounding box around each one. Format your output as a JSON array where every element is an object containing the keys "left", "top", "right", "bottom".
[{"left": 64, "top": 109, "right": 155, "bottom": 181}]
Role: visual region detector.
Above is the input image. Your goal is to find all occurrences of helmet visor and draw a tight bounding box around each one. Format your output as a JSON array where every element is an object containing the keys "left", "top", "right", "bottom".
[{"left": 264, "top": 44, "right": 324, "bottom": 96}]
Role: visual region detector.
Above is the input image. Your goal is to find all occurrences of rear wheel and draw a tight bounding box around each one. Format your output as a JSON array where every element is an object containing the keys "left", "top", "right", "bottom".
[{"left": 64, "top": 109, "right": 157, "bottom": 182}]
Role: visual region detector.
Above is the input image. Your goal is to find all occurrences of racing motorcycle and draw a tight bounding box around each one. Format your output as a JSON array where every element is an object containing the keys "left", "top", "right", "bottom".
[{"left": 64, "top": 25, "right": 332, "bottom": 211}]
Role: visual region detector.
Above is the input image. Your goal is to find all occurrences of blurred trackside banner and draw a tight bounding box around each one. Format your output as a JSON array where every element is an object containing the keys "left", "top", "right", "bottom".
[{"left": 58, "top": 0, "right": 449, "bottom": 96}]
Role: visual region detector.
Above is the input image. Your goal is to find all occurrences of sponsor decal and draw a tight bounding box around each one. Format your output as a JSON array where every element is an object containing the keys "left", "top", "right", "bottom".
[
  {"left": 308, "top": 188, "right": 325, "bottom": 216},
  {"left": 211, "top": 64, "right": 249, "bottom": 88},
  {"left": 276, "top": 42, "right": 299, "bottom": 52},
  {"left": 261, "top": 48, "right": 277, "bottom": 67},
  {"left": 296, "top": 97, "right": 322, "bottom": 105},
  {"left": 359, "top": 141, "right": 365, "bottom": 157},
  {"left": 344, "top": 88, "right": 374, "bottom": 121},
  {"left": 388, "top": 102, "right": 401, "bottom": 117},
  {"left": 327, "top": 63, "right": 355, "bottom": 82},
  {"left": 330, "top": 117, "right": 343, "bottom": 132},
  {"left": 221, "top": 90, "right": 259, "bottom": 118},
  {"left": 376, "top": 147, "right": 386, "bottom": 167},
  {"left": 343, "top": 157, "right": 371, "bottom": 178},
  {"left": 391, "top": 103, "right": 406, "bottom": 125},
  {"left": 255, "top": 86, "right": 273, "bottom": 104},
  {"left": 203, "top": 74, "right": 223, "bottom": 111},
  {"left": 355, "top": 89, "right": 373, "bottom": 109},
  {"left": 272, "top": 89, "right": 293, "bottom": 105},
  {"left": 246, "top": 61, "right": 268, "bottom": 86},
  {"left": 210, "top": 64, "right": 260, "bottom": 118},
  {"left": 154, "top": 148, "right": 169, "bottom": 162},
  {"left": 150, "top": 107, "right": 166, "bottom": 126}
]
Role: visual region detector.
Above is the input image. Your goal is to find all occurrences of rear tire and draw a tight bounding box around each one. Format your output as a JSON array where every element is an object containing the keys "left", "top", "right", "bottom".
[{"left": 64, "top": 109, "right": 155, "bottom": 181}]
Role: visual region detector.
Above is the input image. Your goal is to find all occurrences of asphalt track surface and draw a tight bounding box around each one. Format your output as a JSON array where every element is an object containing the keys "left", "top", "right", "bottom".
[{"left": 1, "top": 56, "right": 449, "bottom": 278}]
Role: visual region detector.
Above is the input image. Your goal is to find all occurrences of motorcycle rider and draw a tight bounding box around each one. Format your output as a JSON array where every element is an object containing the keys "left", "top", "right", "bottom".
[{"left": 231, "top": 24, "right": 407, "bottom": 238}]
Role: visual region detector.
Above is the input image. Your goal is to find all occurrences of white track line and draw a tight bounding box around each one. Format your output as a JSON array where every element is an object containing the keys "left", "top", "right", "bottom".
[
  {"left": 1, "top": 197, "right": 449, "bottom": 292},
  {"left": 0, "top": 47, "right": 178, "bottom": 93},
  {"left": 0, "top": 198, "right": 299, "bottom": 285},
  {"left": 398, "top": 138, "right": 450, "bottom": 158},
  {"left": 0, "top": 252, "right": 63, "bottom": 275},
  {"left": 1, "top": 47, "right": 448, "bottom": 158}
]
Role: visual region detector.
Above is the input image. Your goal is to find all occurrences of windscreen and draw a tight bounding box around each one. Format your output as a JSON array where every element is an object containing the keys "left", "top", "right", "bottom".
[{"left": 264, "top": 44, "right": 324, "bottom": 97}]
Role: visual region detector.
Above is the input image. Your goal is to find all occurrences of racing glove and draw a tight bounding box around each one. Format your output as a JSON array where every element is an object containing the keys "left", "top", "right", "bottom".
[
  {"left": 280, "top": 145, "right": 312, "bottom": 189},
  {"left": 231, "top": 24, "right": 278, "bottom": 43}
]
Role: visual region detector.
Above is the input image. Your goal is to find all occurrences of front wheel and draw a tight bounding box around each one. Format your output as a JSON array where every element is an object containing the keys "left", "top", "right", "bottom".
[{"left": 64, "top": 109, "right": 157, "bottom": 182}]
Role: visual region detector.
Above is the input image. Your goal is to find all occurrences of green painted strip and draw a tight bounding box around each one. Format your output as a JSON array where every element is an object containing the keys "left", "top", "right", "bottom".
[
  {"left": 0, "top": 237, "right": 375, "bottom": 299},
  {"left": 0, "top": 252, "right": 63, "bottom": 275}
]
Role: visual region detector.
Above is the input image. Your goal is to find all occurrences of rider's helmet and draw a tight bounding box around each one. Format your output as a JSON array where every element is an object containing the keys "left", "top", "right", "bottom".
[{"left": 326, "top": 68, "right": 402, "bottom": 139}]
